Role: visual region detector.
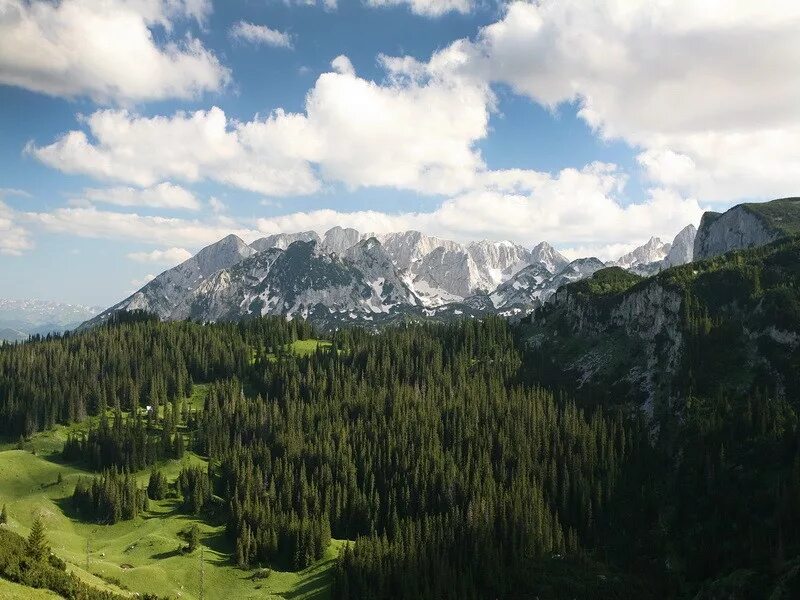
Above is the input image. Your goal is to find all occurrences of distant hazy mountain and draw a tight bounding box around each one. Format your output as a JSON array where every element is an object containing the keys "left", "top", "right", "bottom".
[{"left": 0, "top": 298, "right": 101, "bottom": 340}]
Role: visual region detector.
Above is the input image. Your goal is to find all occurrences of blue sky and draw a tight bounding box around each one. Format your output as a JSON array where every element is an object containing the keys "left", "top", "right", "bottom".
[{"left": 1, "top": 1, "right": 797, "bottom": 306}]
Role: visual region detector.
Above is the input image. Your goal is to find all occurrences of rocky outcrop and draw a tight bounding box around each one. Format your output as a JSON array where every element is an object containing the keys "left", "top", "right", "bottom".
[
  {"left": 251, "top": 231, "right": 320, "bottom": 252},
  {"left": 534, "top": 276, "right": 685, "bottom": 413},
  {"left": 694, "top": 205, "right": 781, "bottom": 260},
  {"left": 89, "top": 234, "right": 255, "bottom": 326},
  {"left": 530, "top": 242, "right": 569, "bottom": 274},
  {"left": 323, "top": 226, "right": 362, "bottom": 255},
  {"left": 664, "top": 225, "right": 696, "bottom": 267}
]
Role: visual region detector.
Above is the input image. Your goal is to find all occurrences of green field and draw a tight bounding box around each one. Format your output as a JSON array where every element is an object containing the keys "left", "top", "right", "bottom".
[
  {"left": 0, "top": 577, "right": 62, "bottom": 599},
  {"left": 288, "top": 339, "right": 332, "bottom": 357},
  {"left": 258, "top": 338, "right": 333, "bottom": 363},
  {"left": 0, "top": 428, "right": 343, "bottom": 600}
]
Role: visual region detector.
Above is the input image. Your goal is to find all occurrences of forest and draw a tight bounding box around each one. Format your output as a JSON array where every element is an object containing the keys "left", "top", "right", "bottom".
[{"left": 1, "top": 259, "right": 799, "bottom": 598}]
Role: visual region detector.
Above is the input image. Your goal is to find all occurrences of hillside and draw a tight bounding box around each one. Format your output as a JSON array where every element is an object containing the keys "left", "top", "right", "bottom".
[
  {"left": 694, "top": 197, "right": 800, "bottom": 260},
  {"left": 524, "top": 236, "right": 800, "bottom": 414},
  {"left": 3, "top": 250, "right": 800, "bottom": 598},
  {"left": 0, "top": 392, "right": 343, "bottom": 600}
]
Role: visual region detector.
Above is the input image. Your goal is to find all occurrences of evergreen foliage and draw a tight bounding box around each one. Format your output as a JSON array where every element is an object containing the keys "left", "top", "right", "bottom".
[
  {"left": 2, "top": 252, "right": 800, "bottom": 600},
  {"left": 147, "top": 468, "right": 169, "bottom": 500},
  {"left": 26, "top": 513, "right": 48, "bottom": 562},
  {"left": 71, "top": 469, "right": 149, "bottom": 524}
]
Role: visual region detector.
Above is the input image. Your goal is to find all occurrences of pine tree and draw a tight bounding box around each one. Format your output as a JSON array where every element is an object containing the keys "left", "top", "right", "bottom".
[
  {"left": 27, "top": 512, "right": 48, "bottom": 561},
  {"left": 0, "top": 503, "right": 7, "bottom": 525},
  {"left": 187, "top": 524, "right": 200, "bottom": 553}
]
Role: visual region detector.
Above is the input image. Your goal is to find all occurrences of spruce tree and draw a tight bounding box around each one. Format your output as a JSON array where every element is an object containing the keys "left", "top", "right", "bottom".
[{"left": 27, "top": 512, "right": 48, "bottom": 561}]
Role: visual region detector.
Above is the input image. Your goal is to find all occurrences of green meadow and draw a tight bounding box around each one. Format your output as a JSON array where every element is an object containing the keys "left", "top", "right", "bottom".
[{"left": 0, "top": 377, "right": 343, "bottom": 599}]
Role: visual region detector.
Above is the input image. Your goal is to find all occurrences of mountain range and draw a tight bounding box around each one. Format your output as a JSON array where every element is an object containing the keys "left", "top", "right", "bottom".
[
  {"left": 75, "top": 197, "right": 800, "bottom": 330},
  {"left": 0, "top": 298, "right": 102, "bottom": 342},
  {"left": 83, "top": 222, "right": 696, "bottom": 330}
]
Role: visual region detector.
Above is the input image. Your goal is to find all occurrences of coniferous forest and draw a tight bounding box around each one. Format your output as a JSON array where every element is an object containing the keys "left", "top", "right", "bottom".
[{"left": 1, "top": 291, "right": 800, "bottom": 598}]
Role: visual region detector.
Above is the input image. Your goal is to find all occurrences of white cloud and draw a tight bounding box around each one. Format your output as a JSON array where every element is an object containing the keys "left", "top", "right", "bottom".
[
  {"left": 0, "top": 0, "right": 229, "bottom": 103},
  {"left": 25, "top": 206, "right": 260, "bottom": 248},
  {"left": 80, "top": 182, "right": 201, "bottom": 210},
  {"left": 257, "top": 164, "right": 703, "bottom": 249},
  {"left": 208, "top": 196, "right": 227, "bottom": 213},
  {"left": 330, "top": 55, "right": 354, "bottom": 76},
  {"left": 365, "top": 0, "right": 473, "bottom": 17},
  {"left": 289, "top": 0, "right": 337, "bottom": 10},
  {"left": 0, "top": 188, "right": 32, "bottom": 199},
  {"left": 31, "top": 55, "right": 492, "bottom": 196},
  {"left": 418, "top": 0, "right": 800, "bottom": 201},
  {"left": 0, "top": 200, "right": 33, "bottom": 256},
  {"left": 127, "top": 247, "right": 192, "bottom": 264},
  {"left": 229, "top": 21, "right": 293, "bottom": 49},
  {"left": 30, "top": 107, "right": 320, "bottom": 196}
]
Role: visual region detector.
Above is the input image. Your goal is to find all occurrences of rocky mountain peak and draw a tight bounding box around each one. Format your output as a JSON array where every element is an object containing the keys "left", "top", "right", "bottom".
[
  {"left": 664, "top": 224, "right": 697, "bottom": 266},
  {"left": 530, "top": 242, "right": 569, "bottom": 273},
  {"left": 614, "top": 237, "right": 671, "bottom": 270},
  {"left": 323, "top": 226, "right": 362, "bottom": 255}
]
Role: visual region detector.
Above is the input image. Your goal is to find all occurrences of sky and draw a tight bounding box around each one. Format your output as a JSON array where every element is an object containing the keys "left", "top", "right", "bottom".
[{"left": 1, "top": 0, "right": 798, "bottom": 307}]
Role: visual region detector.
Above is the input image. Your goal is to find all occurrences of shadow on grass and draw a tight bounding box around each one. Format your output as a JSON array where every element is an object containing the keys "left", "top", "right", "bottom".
[
  {"left": 202, "top": 529, "right": 236, "bottom": 567},
  {"left": 282, "top": 568, "right": 333, "bottom": 600},
  {"left": 151, "top": 547, "right": 183, "bottom": 560},
  {"left": 53, "top": 495, "right": 80, "bottom": 520}
]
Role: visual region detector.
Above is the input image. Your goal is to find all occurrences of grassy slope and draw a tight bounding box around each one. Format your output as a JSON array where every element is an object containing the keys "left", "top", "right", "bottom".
[
  {"left": 744, "top": 197, "right": 800, "bottom": 236},
  {"left": 0, "top": 577, "right": 62, "bottom": 599},
  {"left": 0, "top": 375, "right": 343, "bottom": 599}
]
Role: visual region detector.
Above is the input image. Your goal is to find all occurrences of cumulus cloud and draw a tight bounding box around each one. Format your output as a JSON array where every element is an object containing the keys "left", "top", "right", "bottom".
[
  {"left": 0, "top": 0, "right": 229, "bottom": 103},
  {"left": 25, "top": 206, "right": 260, "bottom": 248},
  {"left": 416, "top": 0, "right": 800, "bottom": 201},
  {"left": 31, "top": 55, "right": 492, "bottom": 195},
  {"left": 229, "top": 21, "right": 293, "bottom": 49},
  {"left": 80, "top": 183, "right": 201, "bottom": 210},
  {"left": 365, "top": 0, "right": 473, "bottom": 17},
  {"left": 0, "top": 200, "right": 33, "bottom": 255},
  {"left": 127, "top": 247, "right": 192, "bottom": 264},
  {"left": 256, "top": 164, "right": 704, "bottom": 251},
  {"left": 29, "top": 107, "right": 320, "bottom": 196}
]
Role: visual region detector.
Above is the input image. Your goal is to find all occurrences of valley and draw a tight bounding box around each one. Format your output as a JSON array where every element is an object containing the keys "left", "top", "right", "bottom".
[{"left": 1, "top": 198, "right": 800, "bottom": 599}]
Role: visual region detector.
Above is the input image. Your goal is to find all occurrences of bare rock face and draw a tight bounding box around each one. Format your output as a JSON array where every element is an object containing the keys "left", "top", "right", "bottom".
[
  {"left": 323, "top": 226, "right": 362, "bottom": 255},
  {"left": 664, "top": 225, "right": 697, "bottom": 267},
  {"left": 614, "top": 237, "right": 671, "bottom": 271},
  {"left": 251, "top": 231, "right": 321, "bottom": 252},
  {"left": 537, "top": 274, "right": 685, "bottom": 415},
  {"left": 694, "top": 206, "right": 780, "bottom": 260},
  {"left": 373, "top": 232, "right": 535, "bottom": 306},
  {"left": 489, "top": 263, "right": 554, "bottom": 309},
  {"left": 96, "top": 234, "right": 255, "bottom": 324},
  {"left": 466, "top": 240, "right": 533, "bottom": 288},
  {"left": 374, "top": 231, "right": 461, "bottom": 271},
  {"left": 530, "top": 242, "right": 569, "bottom": 274},
  {"left": 410, "top": 246, "right": 482, "bottom": 303}
]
